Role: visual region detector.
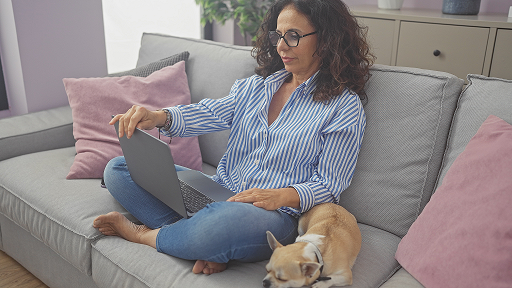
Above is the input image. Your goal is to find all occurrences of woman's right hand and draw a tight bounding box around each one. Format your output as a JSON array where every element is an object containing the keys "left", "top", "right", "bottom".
[{"left": 110, "top": 105, "right": 167, "bottom": 139}]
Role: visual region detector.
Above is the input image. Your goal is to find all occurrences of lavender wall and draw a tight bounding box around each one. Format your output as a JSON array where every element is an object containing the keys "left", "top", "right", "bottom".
[
  {"left": 0, "top": 0, "right": 107, "bottom": 118},
  {"left": 343, "top": 0, "right": 510, "bottom": 14}
]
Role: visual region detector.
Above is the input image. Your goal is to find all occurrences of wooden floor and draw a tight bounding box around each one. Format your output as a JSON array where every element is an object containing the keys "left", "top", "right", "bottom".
[{"left": 0, "top": 250, "right": 48, "bottom": 288}]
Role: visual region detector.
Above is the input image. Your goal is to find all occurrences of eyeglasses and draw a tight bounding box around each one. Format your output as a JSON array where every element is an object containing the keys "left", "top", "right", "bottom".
[{"left": 268, "top": 30, "right": 317, "bottom": 47}]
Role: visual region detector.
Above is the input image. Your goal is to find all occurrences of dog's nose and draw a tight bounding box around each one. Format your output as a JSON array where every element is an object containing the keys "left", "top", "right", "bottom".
[{"left": 262, "top": 279, "right": 271, "bottom": 288}]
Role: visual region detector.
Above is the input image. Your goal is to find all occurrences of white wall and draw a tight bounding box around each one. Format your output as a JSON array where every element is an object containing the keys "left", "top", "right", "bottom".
[{"left": 102, "top": 0, "right": 201, "bottom": 74}]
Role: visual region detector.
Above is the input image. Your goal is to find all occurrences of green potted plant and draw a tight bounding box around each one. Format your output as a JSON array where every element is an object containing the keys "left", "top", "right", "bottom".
[{"left": 195, "top": 0, "right": 276, "bottom": 45}]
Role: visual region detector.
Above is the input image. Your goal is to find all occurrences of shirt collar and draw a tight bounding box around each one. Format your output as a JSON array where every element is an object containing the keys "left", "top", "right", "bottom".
[{"left": 264, "top": 69, "right": 320, "bottom": 96}]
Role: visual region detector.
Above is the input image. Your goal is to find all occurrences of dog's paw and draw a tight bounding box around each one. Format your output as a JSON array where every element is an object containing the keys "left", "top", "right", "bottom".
[
  {"left": 312, "top": 281, "right": 332, "bottom": 288},
  {"left": 312, "top": 274, "right": 352, "bottom": 288}
]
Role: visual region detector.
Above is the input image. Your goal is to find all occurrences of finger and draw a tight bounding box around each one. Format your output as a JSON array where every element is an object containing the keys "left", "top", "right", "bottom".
[
  {"left": 253, "top": 200, "right": 279, "bottom": 211},
  {"left": 109, "top": 114, "right": 124, "bottom": 137},
  {"left": 252, "top": 201, "right": 266, "bottom": 209},
  {"left": 231, "top": 196, "right": 254, "bottom": 203},
  {"left": 124, "top": 106, "right": 140, "bottom": 139},
  {"left": 127, "top": 106, "right": 150, "bottom": 138},
  {"left": 109, "top": 114, "right": 123, "bottom": 125},
  {"left": 119, "top": 106, "right": 141, "bottom": 139},
  {"left": 228, "top": 190, "right": 251, "bottom": 200},
  {"left": 228, "top": 193, "right": 255, "bottom": 203},
  {"left": 118, "top": 107, "right": 136, "bottom": 138}
]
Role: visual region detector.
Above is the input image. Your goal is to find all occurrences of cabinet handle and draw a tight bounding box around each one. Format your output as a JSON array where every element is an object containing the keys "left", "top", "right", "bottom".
[{"left": 433, "top": 50, "right": 441, "bottom": 57}]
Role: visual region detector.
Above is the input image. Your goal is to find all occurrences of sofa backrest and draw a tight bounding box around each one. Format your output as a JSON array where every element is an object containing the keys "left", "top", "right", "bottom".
[
  {"left": 136, "top": 33, "right": 257, "bottom": 170},
  {"left": 134, "top": 34, "right": 469, "bottom": 238},
  {"left": 339, "top": 65, "right": 464, "bottom": 237},
  {"left": 435, "top": 75, "right": 512, "bottom": 189}
]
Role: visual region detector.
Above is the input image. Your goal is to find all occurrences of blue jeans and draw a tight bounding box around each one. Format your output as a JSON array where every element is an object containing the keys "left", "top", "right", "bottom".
[{"left": 103, "top": 156, "right": 298, "bottom": 263}]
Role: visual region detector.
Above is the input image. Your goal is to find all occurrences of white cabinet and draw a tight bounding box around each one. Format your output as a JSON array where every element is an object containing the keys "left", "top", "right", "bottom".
[
  {"left": 396, "top": 22, "right": 489, "bottom": 81},
  {"left": 353, "top": 6, "right": 512, "bottom": 81},
  {"left": 490, "top": 29, "right": 512, "bottom": 80},
  {"left": 357, "top": 17, "right": 395, "bottom": 66}
]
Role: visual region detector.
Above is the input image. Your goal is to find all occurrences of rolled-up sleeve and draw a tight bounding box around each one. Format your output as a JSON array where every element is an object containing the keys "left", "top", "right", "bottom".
[{"left": 159, "top": 81, "right": 240, "bottom": 138}]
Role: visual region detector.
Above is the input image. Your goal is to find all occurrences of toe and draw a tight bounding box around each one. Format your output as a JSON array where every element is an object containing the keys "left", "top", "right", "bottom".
[{"left": 192, "top": 260, "right": 207, "bottom": 274}]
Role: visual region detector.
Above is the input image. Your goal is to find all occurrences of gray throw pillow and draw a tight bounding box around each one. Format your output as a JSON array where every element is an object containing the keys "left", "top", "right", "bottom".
[{"left": 108, "top": 51, "right": 190, "bottom": 77}]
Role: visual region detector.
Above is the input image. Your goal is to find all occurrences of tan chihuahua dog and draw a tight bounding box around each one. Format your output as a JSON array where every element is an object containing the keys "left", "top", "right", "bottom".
[{"left": 263, "top": 203, "right": 361, "bottom": 288}]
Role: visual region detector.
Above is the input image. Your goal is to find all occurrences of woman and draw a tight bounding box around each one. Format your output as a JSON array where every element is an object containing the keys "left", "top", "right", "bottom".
[{"left": 93, "top": 0, "right": 373, "bottom": 275}]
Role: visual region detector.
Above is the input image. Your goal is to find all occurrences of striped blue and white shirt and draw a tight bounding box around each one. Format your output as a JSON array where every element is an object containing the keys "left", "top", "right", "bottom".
[{"left": 162, "top": 69, "right": 365, "bottom": 218}]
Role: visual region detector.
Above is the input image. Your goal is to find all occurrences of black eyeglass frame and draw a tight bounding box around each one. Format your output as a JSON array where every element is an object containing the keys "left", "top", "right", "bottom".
[{"left": 268, "top": 30, "right": 318, "bottom": 47}]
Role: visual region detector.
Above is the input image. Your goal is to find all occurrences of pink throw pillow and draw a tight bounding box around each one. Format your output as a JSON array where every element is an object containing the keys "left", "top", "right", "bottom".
[
  {"left": 395, "top": 115, "right": 512, "bottom": 288},
  {"left": 64, "top": 61, "right": 202, "bottom": 179}
]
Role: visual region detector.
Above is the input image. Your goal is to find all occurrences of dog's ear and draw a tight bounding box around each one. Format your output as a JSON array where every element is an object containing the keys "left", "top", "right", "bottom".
[
  {"left": 266, "top": 231, "right": 283, "bottom": 250},
  {"left": 301, "top": 262, "right": 322, "bottom": 278}
]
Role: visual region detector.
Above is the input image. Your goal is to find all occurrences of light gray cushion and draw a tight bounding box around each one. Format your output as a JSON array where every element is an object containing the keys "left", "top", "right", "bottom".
[
  {"left": 136, "top": 33, "right": 256, "bottom": 104},
  {"left": 91, "top": 223, "right": 400, "bottom": 288},
  {"left": 136, "top": 33, "right": 258, "bottom": 168},
  {"left": 108, "top": 51, "right": 189, "bottom": 78},
  {"left": 201, "top": 162, "right": 218, "bottom": 176},
  {"left": 380, "top": 268, "right": 425, "bottom": 288},
  {"left": 92, "top": 236, "right": 267, "bottom": 288},
  {"left": 0, "top": 147, "right": 135, "bottom": 275},
  {"left": 351, "top": 224, "right": 402, "bottom": 287},
  {"left": 0, "top": 106, "right": 75, "bottom": 162},
  {"left": 339, "top": 65, "right": 464, "bottom": 237},
  {"left": 436, "top": 74, "right": 512, "bottom": 187}
]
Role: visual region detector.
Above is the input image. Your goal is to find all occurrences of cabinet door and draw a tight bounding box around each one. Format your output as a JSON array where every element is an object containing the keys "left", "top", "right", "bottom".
[
  {"left": 396, "top": 21, "right": 489, "bottom": 81},
  {"left": 357, "top": 17, "right": 395, "bottom": 66},
  {"left": 490, "top": 29, "right": 512, "bottom": 80}
]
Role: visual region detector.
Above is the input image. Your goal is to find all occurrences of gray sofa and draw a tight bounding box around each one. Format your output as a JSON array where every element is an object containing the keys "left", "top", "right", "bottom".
[{"left": 1, "top": 33, "right": 511, "bottom": 288}]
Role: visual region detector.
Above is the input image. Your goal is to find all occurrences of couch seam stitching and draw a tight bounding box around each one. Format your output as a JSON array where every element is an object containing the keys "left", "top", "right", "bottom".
[
  {"left": 0, "top": 183, "right": 101, "bottom": 241},
  {"left": 413, "top": 79, "right": 450, "bottom": 224}
]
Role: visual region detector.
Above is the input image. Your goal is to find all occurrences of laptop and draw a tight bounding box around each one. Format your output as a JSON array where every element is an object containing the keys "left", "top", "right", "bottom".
[{"left": 114, "top": 121, "right": 234, "bottom": 218}]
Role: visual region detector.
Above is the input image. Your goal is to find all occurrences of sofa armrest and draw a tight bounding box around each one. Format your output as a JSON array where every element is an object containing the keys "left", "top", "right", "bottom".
[{"left": 0, "top": 106, "right": 75, "bottom": 162}]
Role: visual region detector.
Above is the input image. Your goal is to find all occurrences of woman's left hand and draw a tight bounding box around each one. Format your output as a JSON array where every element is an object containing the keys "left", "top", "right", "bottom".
[{"left": 227, "top": 187, "right": 300, "bottom": 211}]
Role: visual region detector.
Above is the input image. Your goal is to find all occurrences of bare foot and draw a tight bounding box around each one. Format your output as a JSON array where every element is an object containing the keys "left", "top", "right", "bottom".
[
  {"left": 93, "top": 211, "right": 158, "bottom": 248},
  {"left": 192, "top": 260, "right": 227, "bottom": 275}
]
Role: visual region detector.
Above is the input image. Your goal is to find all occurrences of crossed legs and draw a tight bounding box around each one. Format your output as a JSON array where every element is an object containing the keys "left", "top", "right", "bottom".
[
  {"left": 94, "top": 157, "right": 298, "bottom": 274},
  {"left": 93, "top": 211, "right": 226, "bottom": 274}
]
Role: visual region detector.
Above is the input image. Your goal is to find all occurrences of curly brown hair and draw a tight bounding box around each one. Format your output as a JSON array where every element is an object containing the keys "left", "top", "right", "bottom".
[{"left": 253, "top": 0, "right": 374, "bottom": 102}]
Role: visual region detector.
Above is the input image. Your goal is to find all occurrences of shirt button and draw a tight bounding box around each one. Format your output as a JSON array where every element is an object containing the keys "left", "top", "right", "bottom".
[{"left": 254, "top": 159, "right": 260, "bottom": 165}]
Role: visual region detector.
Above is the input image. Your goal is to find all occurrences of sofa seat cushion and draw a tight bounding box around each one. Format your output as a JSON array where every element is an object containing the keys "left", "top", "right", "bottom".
[
  {"left": 0, "top": 147, "right": 132, "bottom": 275},
  {"left": 91, "top": 223, "right": 400, "bottom": 288},
  {"left": 340, "top": 65, "right": 464, "bottom": 237},
  {"left": 379, "top": 268, "right": 424, "bottom": 288}
]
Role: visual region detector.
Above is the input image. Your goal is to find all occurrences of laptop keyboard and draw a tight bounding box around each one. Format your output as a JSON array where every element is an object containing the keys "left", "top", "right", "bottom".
[{"left": 179, "top": 180, "right": 215, "bottom": 214}]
